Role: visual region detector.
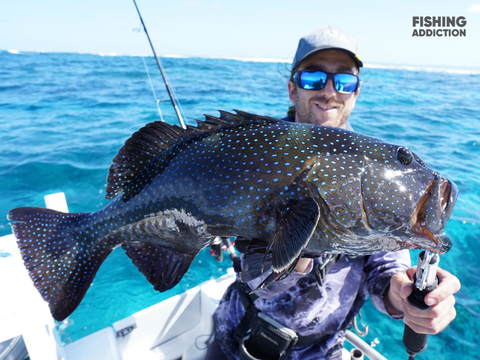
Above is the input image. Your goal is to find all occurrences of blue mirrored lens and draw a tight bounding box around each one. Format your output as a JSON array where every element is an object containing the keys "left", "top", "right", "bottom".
[
  {"left": 299, "top": 71, "right": 328, "bottom": 90},
  {"left": 296, "top": 71, "right": 359, "bottom": 94},
  {"left": 333, "top": 73, "right": 358, "bottom": 93}
]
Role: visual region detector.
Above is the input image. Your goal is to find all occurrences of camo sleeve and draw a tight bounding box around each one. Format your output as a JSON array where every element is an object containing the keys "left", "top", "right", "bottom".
[{"left": 364, "top": 250, "right": 411, "bottom": 318}]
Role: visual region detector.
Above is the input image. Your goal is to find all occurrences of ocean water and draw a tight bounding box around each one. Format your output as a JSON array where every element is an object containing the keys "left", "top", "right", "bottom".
[{"left": 1, "top": 50, "right": 479, "bottom": 359}]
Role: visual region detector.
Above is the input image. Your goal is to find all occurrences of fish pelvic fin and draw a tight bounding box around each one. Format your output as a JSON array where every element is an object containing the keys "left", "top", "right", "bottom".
[
  {"left": 269, "top": 197, "right": 320, "bottom": 272},
  {"left": 122, "top": 242, "right": 199, "bottom": 292},
  {"left": 106, "top": 110, "right": 283, "bottom": 201},
  {"left": 8, "top": 207, "right": 115, "bottom": 321}
]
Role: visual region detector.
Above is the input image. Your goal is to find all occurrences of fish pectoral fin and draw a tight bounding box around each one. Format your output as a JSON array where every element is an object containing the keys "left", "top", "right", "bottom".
[
  {"left": 122, "top": 242, "right": 198, "bottom": 292},
  {"left": 250, "top": 257, "right": 301, "bottom": 293},
  {"left": 269, "top": 197, "right": 320, "bottom": 272}
]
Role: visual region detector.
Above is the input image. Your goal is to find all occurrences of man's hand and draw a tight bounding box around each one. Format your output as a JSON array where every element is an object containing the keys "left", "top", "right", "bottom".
[{"left": 385, "top": 266, "right": 461, "bottom": 334}]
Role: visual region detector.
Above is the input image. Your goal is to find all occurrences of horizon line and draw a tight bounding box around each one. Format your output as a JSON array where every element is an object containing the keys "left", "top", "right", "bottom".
[{"left": 2, "top": 49, "right": 480, "bottom": 75}]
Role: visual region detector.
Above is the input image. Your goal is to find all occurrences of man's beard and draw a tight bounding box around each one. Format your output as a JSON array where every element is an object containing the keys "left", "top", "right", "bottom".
[{"left": 296, "top": 95, "right": 348, "bottom": 126}]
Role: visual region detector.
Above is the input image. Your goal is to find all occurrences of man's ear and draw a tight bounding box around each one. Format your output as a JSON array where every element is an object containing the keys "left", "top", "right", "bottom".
[{"left": 287, "top": 81, "right": 296, "bottom": 103}]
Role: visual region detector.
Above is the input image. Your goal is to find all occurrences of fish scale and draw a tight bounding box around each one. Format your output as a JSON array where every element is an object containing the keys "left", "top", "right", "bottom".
[{"left": 8, "top": 110, "right": 457, "bottom": 320}]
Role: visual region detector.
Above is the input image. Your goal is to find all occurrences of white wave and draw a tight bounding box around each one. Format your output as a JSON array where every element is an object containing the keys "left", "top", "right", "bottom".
[
  {"left": 98, "top": 52, "right": 119, "bottom": 57},
  {"left": 123, "top": 53, "right": 292, "bottom": 63},
  {"left": 140, "top": 55, "right": 479, "bottom": 72},
  {"left": 194, "top": 55, "right": 292, "bottom": 63},
  {"left": 158, "top": 54, "right": 190, "bottom": 59},
  {"left": 3, "top": 49, "right": 479, "bottom": 74}
]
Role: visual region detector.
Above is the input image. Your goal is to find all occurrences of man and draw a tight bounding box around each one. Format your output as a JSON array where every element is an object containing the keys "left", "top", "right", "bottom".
[{"left": 206, "top": 26, "right": 460, "bottom": 360}]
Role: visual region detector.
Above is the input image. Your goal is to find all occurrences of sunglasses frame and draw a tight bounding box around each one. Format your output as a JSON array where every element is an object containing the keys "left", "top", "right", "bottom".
[{"left": 293, "top": 70, "right": 360, "bottom": 94}]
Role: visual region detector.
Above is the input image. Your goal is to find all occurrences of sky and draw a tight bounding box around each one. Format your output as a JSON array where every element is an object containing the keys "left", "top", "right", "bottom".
[{"left": 1, "top": 0, "right": 480, "bottom": 69}]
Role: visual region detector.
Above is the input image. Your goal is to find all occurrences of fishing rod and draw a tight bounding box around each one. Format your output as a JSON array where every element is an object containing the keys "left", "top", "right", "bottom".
[
  {"left": 132, "top": 0, "right": 187, "bottom": 129},
  {"left": 132, "top": 0, "right": 239, "bottom": 272}
]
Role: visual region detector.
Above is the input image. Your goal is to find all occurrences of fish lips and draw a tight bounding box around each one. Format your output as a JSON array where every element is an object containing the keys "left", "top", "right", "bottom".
[
  {"left": 411, "top": 176, "right": 458, "bottom": 253},
  {"left": 426, "top": 177, "right": 458, "bottom": 233},
  {"left": 441, "top": 178, "right": 458, "bottom": 227}
]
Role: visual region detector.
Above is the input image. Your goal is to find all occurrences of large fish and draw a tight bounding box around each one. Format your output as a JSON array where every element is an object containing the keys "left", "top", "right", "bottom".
[{"left": 8, "top": 110, "right": 457, "bottom": 321}]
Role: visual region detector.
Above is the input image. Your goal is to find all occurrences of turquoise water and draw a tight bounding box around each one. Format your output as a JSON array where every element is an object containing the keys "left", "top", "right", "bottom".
[{"left": 1, "top": 51, "right": 479, "bottom": 359}]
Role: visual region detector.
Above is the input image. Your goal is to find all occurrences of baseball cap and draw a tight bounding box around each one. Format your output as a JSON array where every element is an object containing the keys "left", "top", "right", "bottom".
[{"left": 292, "top": 25, "right": 363, "bottom": 70}]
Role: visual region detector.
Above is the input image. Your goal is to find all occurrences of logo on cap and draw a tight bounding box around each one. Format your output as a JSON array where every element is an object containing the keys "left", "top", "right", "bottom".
[{"left": 307, "top": 29, "right": 349, "bottom": 45}]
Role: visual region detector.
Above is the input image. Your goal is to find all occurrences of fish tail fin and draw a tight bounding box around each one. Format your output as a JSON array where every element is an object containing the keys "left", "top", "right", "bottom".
[{"left": 8, "top": 207, "right": 110, "bottom": 321}]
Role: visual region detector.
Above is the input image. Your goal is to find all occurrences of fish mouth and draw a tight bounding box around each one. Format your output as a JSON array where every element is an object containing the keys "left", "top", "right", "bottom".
[{"left": 410, "top": 177, "right": 457, "bottom": 253}]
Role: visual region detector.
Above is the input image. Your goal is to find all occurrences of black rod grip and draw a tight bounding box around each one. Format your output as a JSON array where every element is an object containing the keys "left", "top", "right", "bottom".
[
  {"left": 403, "top": 325, "right": 428, "bottom": 356},
  {"left": 402, "top": 273, "right": 438, "bottom": 358}
]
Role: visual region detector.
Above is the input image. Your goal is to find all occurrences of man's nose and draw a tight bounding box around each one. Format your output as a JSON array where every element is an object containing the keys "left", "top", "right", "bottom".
[{"left": 321, "top": 79, "right": 336, "bottom": 97}]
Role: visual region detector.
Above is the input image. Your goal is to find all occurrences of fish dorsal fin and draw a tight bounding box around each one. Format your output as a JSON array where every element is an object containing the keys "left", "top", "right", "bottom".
[{"left": 106, "top": 110, "right": 282, "bottom": 200}]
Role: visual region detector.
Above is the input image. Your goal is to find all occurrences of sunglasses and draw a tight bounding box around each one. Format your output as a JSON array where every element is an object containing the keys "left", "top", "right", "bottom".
[{"left": 293, "top": 70, "right": 360, "bottom": 94}]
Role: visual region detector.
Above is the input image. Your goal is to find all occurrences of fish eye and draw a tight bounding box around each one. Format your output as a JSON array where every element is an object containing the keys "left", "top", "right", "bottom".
[{"left": 396, "top": 147, "right": 413, "bottom": 165}]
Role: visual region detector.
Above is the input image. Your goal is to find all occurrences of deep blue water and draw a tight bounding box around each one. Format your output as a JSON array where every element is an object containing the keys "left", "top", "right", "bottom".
[{"left": 1, "top": 51, "right": 479, "bottom": 359}]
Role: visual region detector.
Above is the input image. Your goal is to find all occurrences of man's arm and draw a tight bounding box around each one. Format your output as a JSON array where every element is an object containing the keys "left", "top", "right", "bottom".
[
  {"left": 386, "top": 266, "right": 461, "bottom": 334},
  {"left": 365, "top": 250, "right": 411, "bottom": 317}
]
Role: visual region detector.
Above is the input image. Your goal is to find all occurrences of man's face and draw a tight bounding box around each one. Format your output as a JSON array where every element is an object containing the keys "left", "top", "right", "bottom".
[{"left": 288, "top": 50, "right": 360, "bottom": 129}]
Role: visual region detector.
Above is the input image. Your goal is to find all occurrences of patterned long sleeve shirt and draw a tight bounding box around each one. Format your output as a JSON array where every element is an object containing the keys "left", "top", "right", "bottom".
[{"left": 213, "top": 251, "right": 411, "bottom": 359}]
